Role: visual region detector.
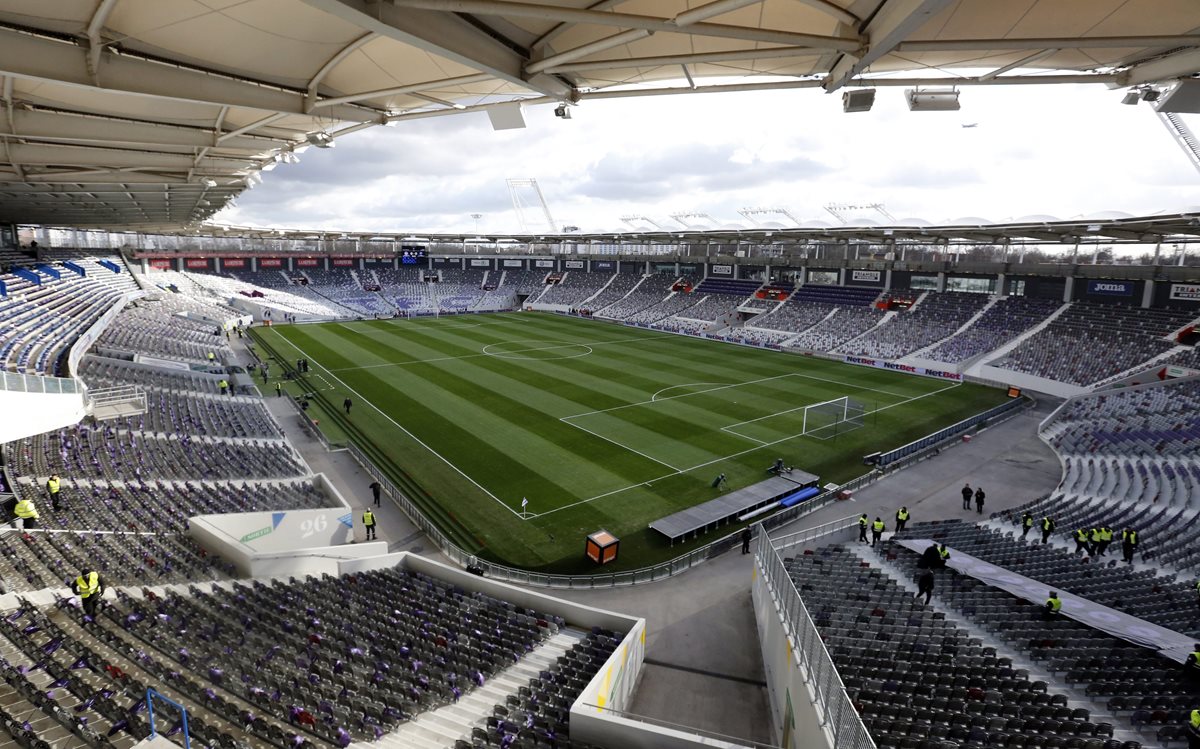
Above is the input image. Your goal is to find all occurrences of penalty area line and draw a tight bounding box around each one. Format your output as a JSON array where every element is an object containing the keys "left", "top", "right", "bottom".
[{"left": 531, "top": 379, "right": 963, "bottom": 520}]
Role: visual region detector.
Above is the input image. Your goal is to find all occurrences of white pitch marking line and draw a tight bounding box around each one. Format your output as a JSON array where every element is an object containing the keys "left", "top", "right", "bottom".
[
  {"left": 268, "top": 331, "right": 527, "bottom": 519},
  {"left": 649, "top": 382, "right": 727, "bottom": 402},
  {"left": 559, "top": 418, "right": 682, "bottom": 471},
  {"left": 528, "top": 380, "right": 963, "bottom": 519}
]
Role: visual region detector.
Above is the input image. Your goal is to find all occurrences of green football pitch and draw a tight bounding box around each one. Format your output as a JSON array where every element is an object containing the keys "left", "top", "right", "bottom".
[{"left": 251, "top": 313, "right": 1008, "bottom": 572}]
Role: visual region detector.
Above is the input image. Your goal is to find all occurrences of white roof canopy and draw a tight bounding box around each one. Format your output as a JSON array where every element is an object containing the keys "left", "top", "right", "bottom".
[{"left": 1, "top": 0, "right": 1198, "bottom": 229}]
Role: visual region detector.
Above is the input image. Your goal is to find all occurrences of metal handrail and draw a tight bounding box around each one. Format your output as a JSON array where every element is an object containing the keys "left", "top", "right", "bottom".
[{"left": 756, "top": 527, "right": 876, "bottom": 749}]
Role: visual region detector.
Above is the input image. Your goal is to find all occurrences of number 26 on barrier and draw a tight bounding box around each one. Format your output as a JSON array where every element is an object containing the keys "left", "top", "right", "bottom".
[{"left": 299, "top": 515, "right": 327, "bottom": 538}]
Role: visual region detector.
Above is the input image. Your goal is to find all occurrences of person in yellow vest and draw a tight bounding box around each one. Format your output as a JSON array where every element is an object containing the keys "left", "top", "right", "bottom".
[
  {"left": 1040, "top": 516, "right": 1055, "bottom": 544},
  {"left": 1099, "top": 527, "right": 1114, "bottom": 556},
  {"left": 72, "top": 569, "right": 104, "bottom": 619},
  {"left": 895, "top": 507, "right": 910, "bottom": 532},
  {"left": 1186, "top": 707, "right": 1200, "bottom": 749},
  {"left": 870, "top": 517, "right": 885, "bottom": 548},
  {"left": 858, "top": 514, "right": 869, "bottom": 544},
  {"left": 1044, "top": 590, "right": 1062, "bottom": 621},
  {"left": 207, "top": 351, "right": 216, "bottom": 363},
  {"left": 1073, "top": 528, "right": 1089, "bottom": 555},
  {"left": 938, "top": 545, "right": 951, "bottom": 565},
  {"left": 13, "top": 496, "right": 38, "bottom": 529},
  {"left": 362, "top": 508, "right": 377, "bottom": 541},
  {"left": 1021, "top": 513, "right": 1034, "bottom": 539},
  {"left": 219, "top": 379, "right": 229, "bottom": 396},
  {"left": 46, "top": 474, "right": 61, "bottom": 512},
  {"left": 1121, "top": 528, "right": 1138, "bottom": 564}
]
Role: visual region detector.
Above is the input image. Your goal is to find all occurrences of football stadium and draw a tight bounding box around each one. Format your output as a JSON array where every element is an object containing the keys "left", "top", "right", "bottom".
[{"left": 0, "top": 2, "right": 1200, "bottom": 749}]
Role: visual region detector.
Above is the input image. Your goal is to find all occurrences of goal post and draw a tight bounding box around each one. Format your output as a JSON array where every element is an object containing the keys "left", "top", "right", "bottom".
[{"left": 802, "top": 396, "right": 867, "bottom": 439}]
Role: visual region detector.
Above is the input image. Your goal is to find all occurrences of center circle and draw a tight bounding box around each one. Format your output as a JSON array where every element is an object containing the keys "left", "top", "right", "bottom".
[{"left": 482, "top": 341, "right": 595, "bottom": 360}]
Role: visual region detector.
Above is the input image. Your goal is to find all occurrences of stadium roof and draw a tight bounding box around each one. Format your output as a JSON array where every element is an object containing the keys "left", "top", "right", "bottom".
[
  {"left": 1, "top": 0, "right": 1199, "bottom": 231},
  {"left": 117, "top": 210, "right": 1200, "bottom": 247}
]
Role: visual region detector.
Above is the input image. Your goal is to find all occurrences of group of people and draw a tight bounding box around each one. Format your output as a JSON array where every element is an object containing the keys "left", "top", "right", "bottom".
[
  {"left": 1018, "top": 512, "right": 1057, "bottom": 544},
  {"left": 856, "top": 506, "right": 913, "bottom": 548},
  {"left": 960, "top": 483, "right": 986, "bottom": 514},
  {"left": 1067, "top": 524, "right": 1139, "bottom": 562}
]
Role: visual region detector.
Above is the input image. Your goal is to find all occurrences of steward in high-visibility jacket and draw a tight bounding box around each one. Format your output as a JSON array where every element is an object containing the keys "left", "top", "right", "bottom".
[
  {"left": 1021, "top": 514, "right": 1034, "bottom": 538},
  {"left": 73, "top": 570, "right": 104, "bottom": 617},
  {"left": 13, "top": 498, "right": 38, "bottom": 529},
  {"left": 858, "top": 514, "right": 869, "bottom": 543},
  {"left": 895, "top": 508, "right": 910, "bottom": 531},
  {"left": 1044, "top": 592, "right": 1062, "bottom": 619},
  {"left": 362, "top": 509, "right": 377, "bottom": 541}
]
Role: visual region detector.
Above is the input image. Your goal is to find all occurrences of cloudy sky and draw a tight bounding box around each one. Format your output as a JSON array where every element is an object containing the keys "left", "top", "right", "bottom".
[{"left": 217, "top": 78, "right": 1200, "bottom": 234}]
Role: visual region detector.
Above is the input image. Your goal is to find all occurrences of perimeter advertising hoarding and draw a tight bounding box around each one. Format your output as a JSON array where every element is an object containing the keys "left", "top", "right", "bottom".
[
  {"left": 533, "top": 259, "right": 555, "bottom": 268},
  {"left": 258, "top": 258, "right": 283, "bottom": 268},
  {"left": 149, "top": 259, "right": 172, "bottom": 269},
  {"left": 221, "top": 258, "right": 246, "bottom": 269},
  {"left": 469, "top": 259, "right": 491, "bottom": 268},
  {"left": 711, "top": 264, "right": 733, "bottom": 275},
  {"left": 851, "top": 270, "right": 882, "bottom": 283},
  {"left": 593, "top": 261, "right": 615, "bottom": 271},
  {"left": 564, "top": 260, "right": 585, "bottom": 269},
  {"left": 184, "top": 258, "right": 211, "bottom": 270},
  {"left": 331, "top": 258, "right": 356, "bottom": 267},
  {"left": 295, "top": 258, "right": 320, "bottom": 267},
  {"left": 1086, "top": 280, "right": 1134, "bottom": 297},
  {"left": 1170, "top": 283, "right": 1200, "bottom": 301},
  {"left": 502, "top": 259, "right": 524, "bottom": 268},
  {"left": 843, "top": 355, "right": 963, "bottom": 381}
]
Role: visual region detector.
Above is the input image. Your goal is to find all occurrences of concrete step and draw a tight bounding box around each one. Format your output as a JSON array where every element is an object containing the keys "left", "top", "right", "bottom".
[{"left": 350, "top": 628, "right": 588, "bottom": 749}]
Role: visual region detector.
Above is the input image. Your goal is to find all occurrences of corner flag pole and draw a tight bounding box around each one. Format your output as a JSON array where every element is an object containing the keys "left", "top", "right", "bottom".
[{"left": 521, "top": 497, "right": 530, "bottom": 518}]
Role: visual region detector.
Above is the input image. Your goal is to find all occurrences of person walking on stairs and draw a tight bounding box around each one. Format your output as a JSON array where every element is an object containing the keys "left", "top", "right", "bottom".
[
  {"left": 1021, "top": 513, "right": 1033, "bottom": 539},
  {"left": 1184, "top": 708, "right": 1200, "bottom": 749},
  {"left": 1073, "top": 528, "right": 1089, "bottom": 555},
  {"left": 871, "top": 517, "right": 885, "bottom": 548},
  {"left": 1041, "top": 516, "right": 1055, "bottom": 544},
  {"left": 73, "top": 569, "right": 104, "bottom": 619},
  {"left": 916, "top": 570, "right": 935, "bottom": 605},
  {"left": 46, "top": 474, "right": 62, "bottom": 512},
  {"left": 1122, "top": 528, "right": 1138, "bottom": 564},
  {"left": 13, "top": 496, "right": 38, "bottom": 529}
]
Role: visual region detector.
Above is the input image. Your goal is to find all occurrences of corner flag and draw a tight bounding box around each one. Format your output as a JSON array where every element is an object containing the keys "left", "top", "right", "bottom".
[{"left": 521, "top": 497, "right": 529, "bottom": 508}]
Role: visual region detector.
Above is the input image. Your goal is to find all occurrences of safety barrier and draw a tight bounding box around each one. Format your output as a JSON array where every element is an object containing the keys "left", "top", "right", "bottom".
[
  {"left": 756, "top": 527, "right": 876, "bottom": 749},
  {"left": 0, "top": 371, "right": 79, "bottom": 394}
]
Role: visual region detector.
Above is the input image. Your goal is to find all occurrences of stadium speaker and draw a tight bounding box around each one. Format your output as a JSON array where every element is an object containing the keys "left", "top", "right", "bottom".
[
  {"left": 862, "top": 451, "right": 881, "bottom": 466},
  {"left": 842, "top": 89, "right": 875, "bottom": 113},
  {"left": 1156, "top": 80, "right": 1200, "bottom": 113},
  {"left": 487, "top": 102, "right": 527, "bottom": 130},
  {"left": 905, "top": 88, "right": 960, "bottom": 111}
]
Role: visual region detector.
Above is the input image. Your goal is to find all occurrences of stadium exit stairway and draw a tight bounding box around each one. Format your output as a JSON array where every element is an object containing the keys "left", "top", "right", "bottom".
[{"left": 356, "top": 628, "right": 588, "bottom": 749}]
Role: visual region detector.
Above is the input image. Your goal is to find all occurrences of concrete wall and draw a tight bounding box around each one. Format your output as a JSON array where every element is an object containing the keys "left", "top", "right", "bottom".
[
  {"left": 975, "top": 365, "right": 1089, "bottom": 399},
  {"left": 0, "top": 387, "right": 86, "bottom": 444},
  {"left": 751, "top": 565, "right": 839, "bottom": 749},
  {"left": 188, "top": 474, "right": 359, "bottom": 576}
]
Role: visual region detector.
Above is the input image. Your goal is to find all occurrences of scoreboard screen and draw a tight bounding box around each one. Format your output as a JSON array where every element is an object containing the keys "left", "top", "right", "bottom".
[{"left": 400, "top": 246, "right": 426, "bottom": 264}]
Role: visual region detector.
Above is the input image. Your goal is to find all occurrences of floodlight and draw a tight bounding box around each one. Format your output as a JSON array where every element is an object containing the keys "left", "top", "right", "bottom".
[
  {"left": 554, "top": 104, "right": 572, "bottom": 119},
  {"left": 1141, "top": 88, "right": 1161, "bottom": 102},
  {"left": 306, "top": 131, "right": 335, "bottom": 148},
  {"left": 905, "top": 88, "right": 960, "bottom": 111},
  {"left": 842, "top": 89, "right": 875, "bottom": 113},
  {"left": 1120, "top": 90, "right": 1141, "bottom": 105}
]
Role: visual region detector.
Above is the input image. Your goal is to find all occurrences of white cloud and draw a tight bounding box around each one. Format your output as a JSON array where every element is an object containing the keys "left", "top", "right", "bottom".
[{"left": 218, "top": 78, "right": 1200, "bottom": 234}]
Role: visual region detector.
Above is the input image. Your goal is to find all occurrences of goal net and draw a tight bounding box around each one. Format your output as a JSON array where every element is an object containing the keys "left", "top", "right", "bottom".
[{"left": 802, "top": 396, "right": 867, "bottom": 439}]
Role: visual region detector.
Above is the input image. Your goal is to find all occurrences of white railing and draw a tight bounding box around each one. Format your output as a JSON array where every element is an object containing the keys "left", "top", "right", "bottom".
[
  {"left": 85, "top": 384, "right": 147, "bottom": 417},
  {"left": 756, "top": 527, "right": 876, "bottom": 749}
]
